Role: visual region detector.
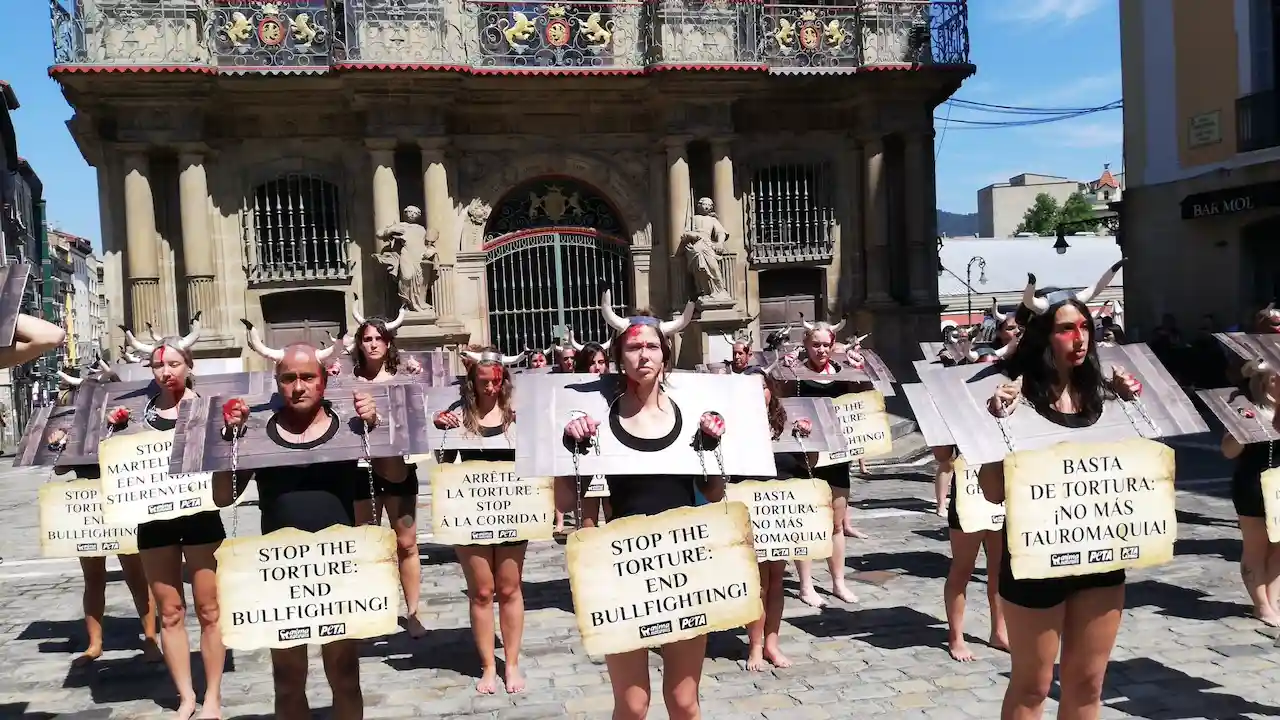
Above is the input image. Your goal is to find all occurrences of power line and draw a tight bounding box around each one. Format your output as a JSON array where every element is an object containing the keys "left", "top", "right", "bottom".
[
  {"left": 934, "top": 102, "right": 1121, "bottom": 129},
  {"left": 948, "top": 98, "right": 1123, "bottom": 114}
]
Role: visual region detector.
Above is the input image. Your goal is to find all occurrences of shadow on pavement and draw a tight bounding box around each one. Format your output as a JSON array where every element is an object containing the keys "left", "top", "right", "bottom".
[{"left": 1124, "top": 579, "right": 1245, "bottom": 623}]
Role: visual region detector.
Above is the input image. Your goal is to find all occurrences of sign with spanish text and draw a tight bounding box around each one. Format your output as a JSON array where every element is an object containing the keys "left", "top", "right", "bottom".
[
  {"left": 815, "top": 390, "right": 893, "bottom": 467},
  {"left": 724, "top": 479, "right": 832, "bottom": 561},
  {"left": 430, "top": 461, "right": 554, "bottom": 545},
  {"left": 98, "top": 430, "right": 222, "bottom": 526},
  {"left": 1004, "top": 438, "right": 1175, "bottom": 580},
  {"left": 215, "top": 525, "right": 398, "bottom": 650},
  {"left": 1262, "top": 468, "right": 1280, "bottom": 543},
  {"left": 952, "top": 456, "right": 1004, "bottom": 533},
  {"left": 38, "top": 480, "right": 139, "bottom": 557}
]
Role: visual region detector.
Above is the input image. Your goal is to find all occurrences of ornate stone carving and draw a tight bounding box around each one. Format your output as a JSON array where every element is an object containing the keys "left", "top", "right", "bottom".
[
  {"left": 466, "top": 199, "right": 492, "bottom": 226},
  {"left": 374, "top": 206, "right": 438, "bottom": 312},
  {"left": 679, "top": 197, "right": 731, "bottom": 301}
]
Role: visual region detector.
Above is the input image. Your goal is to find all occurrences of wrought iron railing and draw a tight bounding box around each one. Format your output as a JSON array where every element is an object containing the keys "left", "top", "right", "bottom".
[
  {"left": 1238, "top": 89, "right": 1280, "bottom": 153},
  {"left": 743, "top": 162, "right": 836, "bottom": 264},
  {"left": 50, "top": 0, "right": 969, "bottom": 71}
]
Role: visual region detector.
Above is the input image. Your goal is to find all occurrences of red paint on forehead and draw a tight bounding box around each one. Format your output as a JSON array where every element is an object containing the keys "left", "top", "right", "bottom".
[
  {"left": 155, "top": 346, "right": 166, "bottom": 363},
  {"left": 626, "top": 325, "right": 646, "bottom": 337},
  {"left": 476, "top": 365, "right": 503, "bottom": 382}
]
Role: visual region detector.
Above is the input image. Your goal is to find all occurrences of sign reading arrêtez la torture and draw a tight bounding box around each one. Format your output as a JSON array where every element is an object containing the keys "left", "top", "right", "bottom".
[
  {"left": 1004, "top": 438, "right": 1175, "bottom": 580},
  {"left": 215, "top": 525, "right": 398, "bottom": 650},
  {"left": 815, "top": 390, "right": 893, "bottom": 467},
  {"left": 724, "top": 479, "right": 832, "bottom": 561},
  {"left": 38, "top": 480, "right": 139, "bottom": 557},
  {"left": 98, "top": 430, "right": 219, "bottom": 526},
  {"left": 430, "top": 461, "right": 554, "bottom": 545},
  {"left": 566, "top": 503, "right": 762, "bottom": 657},
  {"left": 952, "top": 456, "right": 1005, "bottom": 533}
]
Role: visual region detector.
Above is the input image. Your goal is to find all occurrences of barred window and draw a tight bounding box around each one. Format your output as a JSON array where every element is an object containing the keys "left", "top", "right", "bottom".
[
  {"left": 244, "top": 174, "right": 351, "bottom": 283},
  {"left": 744, "top": 163, "right": 836, "bottom": 264}
]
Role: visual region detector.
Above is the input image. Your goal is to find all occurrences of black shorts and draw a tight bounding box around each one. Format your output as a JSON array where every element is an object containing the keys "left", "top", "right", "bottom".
[
  {"left": 999, "top": 554, "right": 1125, "bottom": 609},
  {"left": 947, "top": 478, "right": 962, "bottom": 531},
  {"left": 137, "top": 511, "right": 226, "bottom": 551},
  {"left": 815, "top": 461, "right": 851, "bottom": 490},
  {"left": 374, "top": 464, "right": 419, "bottom": 498},
  {"left": 1232, "top": 472, "right": 1265, "bottom": 518}
]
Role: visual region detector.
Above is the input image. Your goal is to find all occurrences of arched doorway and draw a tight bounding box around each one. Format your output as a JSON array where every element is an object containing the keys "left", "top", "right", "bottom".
[{"left": 484, "top": 177, "right": 631, "bottom": 353}]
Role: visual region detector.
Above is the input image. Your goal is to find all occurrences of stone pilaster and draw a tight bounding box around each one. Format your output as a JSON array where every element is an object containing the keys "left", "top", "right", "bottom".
[
  {"left": 862, "top": 136, "right": 891, "bottom": 305},
  {"left": 123, "top": 151, "right": 161, "bottom": 329},
  {"left": 178, "top": 151, "right": 218, "bottom": 339}
]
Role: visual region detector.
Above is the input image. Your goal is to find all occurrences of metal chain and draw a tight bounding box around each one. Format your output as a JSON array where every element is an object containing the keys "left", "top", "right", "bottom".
[
  {"left": 571, "top": 450, "right": 584, "bottom": 533},
  {"left": 230, "top": 431, "right": 241, "bottom": 538},
  {"left": 358, "top": 417, "right": 378, "bottom": 526},
  {"left": 996, "top": 415, "right": 1017, "bottom": 454},
  {"left": 794, "top": 428, "right": 815, "bottom": 479}
]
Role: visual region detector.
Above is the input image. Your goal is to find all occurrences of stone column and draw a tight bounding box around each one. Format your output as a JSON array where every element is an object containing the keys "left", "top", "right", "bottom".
[
  {"left": 665, "top": 136, "right": 693, "bottom": 312},
  {"left": 123, "top": 151, "right": 162, "bottom": 330},
  {"left": 367, "top": 141, "right": 399, "bottom": 233},
  {"left": 420, "top": 138, "right": 456, "bottom": 321},
  {"left": 862, "top": 136, "right": 892, "bottom": 304},
  {"left": 903, "top": 130, "right": 937, "bottom": 304},
  {"left": 837, "top": 138, "right": 865, "bottom": 314},
  {"left": 709, "top": 136, "right": 747, "bottom": 307},
  {"left": 178, "top": 150, "right": 217, "bottom": 337}
]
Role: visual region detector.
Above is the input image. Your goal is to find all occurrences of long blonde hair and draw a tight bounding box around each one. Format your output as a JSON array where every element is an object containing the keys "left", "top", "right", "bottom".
[
  {"left": 459, "top": 354, "right": 516, "bottom": 435},
  {"left": 1243, "top": 359, "right": 1277, "bottom": 419}
]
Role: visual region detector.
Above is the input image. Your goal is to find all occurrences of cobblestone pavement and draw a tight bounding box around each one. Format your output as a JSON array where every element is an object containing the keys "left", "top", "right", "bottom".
[{"left": 3, "top": 439, "right": 1280, "bottom": 719}]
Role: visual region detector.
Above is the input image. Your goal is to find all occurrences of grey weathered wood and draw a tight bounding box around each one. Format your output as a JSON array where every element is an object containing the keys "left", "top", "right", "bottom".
[
  {"left": 772, "top": 397, "right": 847, "bottom": 454},
  {"left": 422, "top": 385, "right": 519, "bottom": 451},
  {"left": 1214, "top": 332, "right": 1280, "bottom": 366},
  {"left": 83, "top": 372, "right": 276, "bottom": 449},
  {"left": 918, "top": 343, "right": 1208, "bottom": 466},
  {"left": 764, "top": 349, "right": 897, "bottom": 397},
  {"left": 169, "top": 383, "right": 431, "bottom": 474},
  {"left": 110, "top": 362, "right": 155, "bottom": 382},
  {"left": 920, "top": 342, "right": 945, "bottom": 360},
  {"left": 902, "top": 382, "right": 955, "bottom": 448},
  {"left": 0, "top": 263, "right": 30, "bottom": 349},
  {"left": 513, "top": 372, "right": 777, "bottom": 478},
  {"left": 1197, "top": 388, "right": 1280, "bottom": 444}
]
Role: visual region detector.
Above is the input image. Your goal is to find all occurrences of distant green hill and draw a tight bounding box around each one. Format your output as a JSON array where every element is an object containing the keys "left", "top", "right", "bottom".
[{"left": 938, "top": 210, "right": 979, "bottom": 237}]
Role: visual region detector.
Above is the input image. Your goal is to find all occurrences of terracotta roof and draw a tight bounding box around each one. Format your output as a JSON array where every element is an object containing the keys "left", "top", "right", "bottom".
[{"left": 1095, "top": 168, "right": 1119, "bottom": 189}]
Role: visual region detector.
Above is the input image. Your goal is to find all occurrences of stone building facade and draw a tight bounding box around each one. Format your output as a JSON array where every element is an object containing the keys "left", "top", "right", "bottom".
[{"left": 50, "top": 0, "right": 971, "bottom": 372}]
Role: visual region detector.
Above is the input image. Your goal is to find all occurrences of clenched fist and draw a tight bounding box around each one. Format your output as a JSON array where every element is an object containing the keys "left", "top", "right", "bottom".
[
  {"left": 1110, "top": 366, "right": 1143, "bottom": 400},
  {"left": 791, "top": 418, "right": 813, "bottom": 437},
  {"left": 564, "top": 412, "right": 600, "bottom": 443},
  {"left": 107, "top": 406, "right": 130, "bottom": 427},
  {"left": 353, "top": 391, "right": 379, "bottom": 427},
  {"left": 699, "top": 411, "right": 725, "bottom": 439},
  {"left": 434, "top": 411, "right": 461, "bottom": 430},
  {"left": 403, "top": 357, "right": 423, "bottom": 375},
  {"left": 987, "top": 377, "right": 1023, "bottom": 418},
  {"left": 222, "top": 398, "right": 249, "bottom": 433},
  {"left": 45, "top": 428, "right": 68, "bottom": 450}
]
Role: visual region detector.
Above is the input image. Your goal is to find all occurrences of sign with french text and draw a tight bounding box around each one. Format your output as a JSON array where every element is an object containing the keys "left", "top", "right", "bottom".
[
  {"left": 565, "top": 502, "right": 762, "bottom": 657},
  {"left": 815, "top": 390, "right": 893, "bottom": 466},
  {"left": 215, "top": 525, "right": 399, "bottom": 650},
  {"left": 724, "top": 479, "right": 832, "bottom": 561},
  {"left": 98, "top": 430, "right": 222, "bottom": 526},
  {"left": 430, "top": 461, "right": 554, "bottom": 545},
  {"left": 951, "top": 456, "right": 1004, "bottom": 533},
  {"left": 1003, "top": 438, "right": 1176, "bottom": 580},
  {"left": 38, "top": 480, "right": 139, "bottom": 557}
]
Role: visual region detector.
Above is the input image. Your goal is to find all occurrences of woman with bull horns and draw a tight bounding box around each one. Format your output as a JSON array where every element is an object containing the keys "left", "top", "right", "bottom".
[
  {"left": 559, "top": 291, "right": 726, "bottom": 719},
  {"left": 117, "top": 316, "right": 228, "bottom": 720},
  {"left": 978, "top": 260, "right": 1144, "bottom": 719},
  {"left": 433, "top": 346, "right": 531, "bottom": 695},
  {"left": 49, "top": 364, "right": 162, "bottom": 668}
]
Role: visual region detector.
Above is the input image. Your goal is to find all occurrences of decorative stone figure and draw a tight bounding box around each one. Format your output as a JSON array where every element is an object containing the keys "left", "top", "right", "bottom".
[
  {"left": 680, "top": 197, "right": 731, "bottom": 301},
  {"left": 374, "top": 206, "right": 438, "bottom": 313}
]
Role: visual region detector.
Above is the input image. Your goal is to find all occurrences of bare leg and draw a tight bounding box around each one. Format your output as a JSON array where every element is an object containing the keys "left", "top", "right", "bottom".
[
  {"left": 760, "top": 561, "right": 790, "bottom": 668},
  {"left": 746, "top": 562, "right": 767, "bottom": 671},
  {"left": 605, "top": 649, "right": 651, "bottom": 720},
  {"left": 983, "top": 532, "right": 1008, "bottom": 651},
  {"left": 581, "top": 498, "right": 602, "bottom": 530},
  {"left": 660, "top": 635, "right": 709, "bottom": 720},
  {"left": 494, "top": 543, "right": 528, "bottom": 693},
  {"left": 933, "top": 447, "right": 955, "bottom": 518},
  {"left": 1267, "top": 541, "right": 1280, "bottom": 615},
  {"left": 183, "top": 544, "right": 224, "bottom": 719},
  {"left": 141, "top": 546, "right": 197, "bottom": 720},
  {"left": 1238, "top": 517, "right": 1280, "bottom": 625},
  {"left": 844, "top": 463, "right": 869, "bottom": 538},
  {"left": 119, "top": 554, "right": 162, "bottom": 662},
  {"left": 456, "top": 546, "right": 499, "bottom": 694},
  {"left": 269, "top": 646, "right": 310, "bottom": 720},
  {"left": 554, "top": 510, "right": 565, "bottom": 534},
  {"left": 794, "top": 560, "right": 825, "bottom": 608},
  {"left": 1056, "top": 585, "right": 1124, "bottom": 720},
  {"left": 74, "top": 557, "right": 107, "bottom": 667},
  {"left": 1000, "top": 599, "right": 1065, "bottom": 720},
  {"left": 321, "top": 640, "right": 364, "bottom": 720},
  {"left": 829, "top": 488, "right": 857, "bottom": 603},
  {"left": 945, "top": 529, "right": 984, "bottom": 662},
  {"left": 383, "top": 495, "right": 424, "bottom": 638}
]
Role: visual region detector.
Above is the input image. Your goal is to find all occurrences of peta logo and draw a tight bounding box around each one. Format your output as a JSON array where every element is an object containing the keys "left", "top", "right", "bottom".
[
  {"left": 1050, "top": 552, "right": 1081, "bottom": 567},
  {"left": 1120, "top": 546, "right": 1140, "bottom": 561},
  {"left": 180, "top": 498, "right": 202, "bottom": 510},
  {"left": 498, "top": 529, "right": 517, "bottom": 539},
  {"left": 1087, "top": 549, "right": 1114, "bottom": 564},
  {"left": 770, "top": 548, "right": 790, "bottom": 558},
  {"left": 318, "top": 623, "right": 346, "bottom": 637},
  {"left": 470, "top": 530, "right": 494, "bottom": 541},
  {"left": 679, "top": 614, "right": 708, "bottom": 631},
  {"left": 147, "top": 502, "right": 175, "bottom": 515},
  {"left": 639, "top": 621, "right": 672, "bottom": 639},
  {"left": 102, "top": 542, "right": 120, "bottom": 551},
  {"left": 277, "top": 627, "right": 311, "bottom": 642},
  {"left": 992, "top": 514, "right": 1006, "bottom": 525},
  {"left": 793, "top": 547, "right": 809, "bottom": 557}
]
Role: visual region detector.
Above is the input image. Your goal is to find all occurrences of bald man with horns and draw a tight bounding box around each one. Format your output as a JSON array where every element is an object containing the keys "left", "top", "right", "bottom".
[{"left": 214, "top": 338, "right": 409, "bottom": 720}]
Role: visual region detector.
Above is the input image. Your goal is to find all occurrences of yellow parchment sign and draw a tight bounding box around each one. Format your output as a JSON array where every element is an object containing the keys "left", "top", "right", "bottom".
[
  {"left": 724, "top": 479, "right": 833, "bottom": 561},
  {"left": 98, "top": 430, "right": 221, "bottom": 526},
  {"left": 1261, "top": 467, "right": 1280, "bottom": 543},
  {"left": 816, "top": 390, "right": 893, "bottom": 467},
  {"left": 566, "top": 503, "right": 762, "bottom": 657},
  {"left": 952, "top": 456, "right": 1005, "bottom": 534},
  {"left": 215, "top": 525, "right": 398, "bottom": 650},
  {"left": 1004, "top": 438, "right": 1176, "bottom": 580},
  {"left": 38, "top": 480, "right": 139, "bottom": 558},
  {"left": 431, "top": 461, "right": 554, "bottom": 545}
]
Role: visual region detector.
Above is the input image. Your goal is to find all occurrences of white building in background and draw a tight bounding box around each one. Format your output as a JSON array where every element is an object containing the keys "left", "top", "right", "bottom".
[
  {"left": 977, "top": 167, "right": 1125, "bottom": 238},
  {"left": 86, "top": 255, "right": 107, "bottom": 361}
]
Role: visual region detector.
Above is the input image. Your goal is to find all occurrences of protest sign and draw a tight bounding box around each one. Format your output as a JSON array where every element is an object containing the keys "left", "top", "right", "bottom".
[
  {"left": 815, "top": 390, "right": 894, "bottom": 466},
  {"left": 98, "top": 430, "right": 225, "bottom": 526},
  {"left": 1262, "top": 468, "right": 1280, "bottom": 543},
  {"left": 38, "top": 480, "right": 139, "bottom": 557},
  {"left": 951, "top": 456, "right": 1004, "bottom": 533},
  {"left": 724, "top": 479, "right": 832, "bottom": 561},
  {"left": 430, "top": 461, "right": 554, "bottom": 545}
]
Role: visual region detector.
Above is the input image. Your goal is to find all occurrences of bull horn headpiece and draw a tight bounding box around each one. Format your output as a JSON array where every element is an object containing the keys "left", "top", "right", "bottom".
[
  {"left": 241, "top": 319, "right": 336, "bottom": 364},
  {"left": 1257, "top": 302, "right": 1280, "bottom": 333},
  {"left": 145, "top": 323, "right": 163, "bottom": 343},
  {"left": 600, "top": 290, "right": 693, "bottom": 336},
  {"left": 799, "top": 311, "right": 846, "bottom": 337},
  {"left": 725, "top": 326, "right": 753, "bottom": 347},
  {"left": 350, "top": 294, "right": 407, "bottom": 332},
  {"left": 327, "top": 331, "right": 354, "bottom": 354},
  {"left": 57, "top": 370, "right": 83, "bottom": 387},
  {"left": 120, "top": 311, "right": 203, "bottom": 356},
  {"left": 460, "top": 348, "right": 526, "bottom": 366},
  {"left": 118, "top": 345, "right": 143, "bottom": 364},
  {"left": 1023, "top": 259, "right": 1126, "bottom": 315},
  {"left": 990, "top": 298, "right": 1012, "bottom": 324},
  {"left": 568, "top": 329, "right": 612, "bottom": 352},
  {"left": 992, "top": 333, "right": 1020, "bottom": 360}
]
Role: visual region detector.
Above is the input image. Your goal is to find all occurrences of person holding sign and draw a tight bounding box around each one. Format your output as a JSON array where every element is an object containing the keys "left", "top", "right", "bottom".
[
  {"left": 978, "top": 264, "right": 1144, "bottom": 719},
  {"left": 346, "top": 310, "right": 428, "bottom": 639},
  {"left": 574, "top": 340, "right": 614, "bottom": 527},
  {"left": 46, "top": 371, "right": 162, "bottom": 667},
  {"left": 118, "top": 322, "right": 227, "bottom": 720},
  {"left": 559, "top": 300, "right": 727, "bottom": 720},
  {"left": 0, "top": 313, "right": 66, "bottom": 370},
  {"left": 217, "top": 340, "right": 406, "bottom": 720},
  {"left": 433, "top": 347, "right": 530, "bottom": 695},
  {"left": 1221, "top": 358, "right": 1280, "bottom": 626},
  {"left": 783, "top": 318, "right": 862, "bottom": 607}
]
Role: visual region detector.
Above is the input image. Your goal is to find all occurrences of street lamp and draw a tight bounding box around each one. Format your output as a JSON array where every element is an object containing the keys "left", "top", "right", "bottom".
[
  {"left": 966, "top": 256, "right": 987, "bottom": 327},
  {"left": 1052, "top": 234, "right": 1071, "bottom": 255}
]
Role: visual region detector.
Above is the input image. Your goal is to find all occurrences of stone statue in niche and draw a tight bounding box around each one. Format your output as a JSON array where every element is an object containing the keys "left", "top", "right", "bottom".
[
  {"left": 374, "top": 206, "right": 438, "bottom": 313},
  {"left": 679, "top": 197, "right": 731, "bottom": 301}
]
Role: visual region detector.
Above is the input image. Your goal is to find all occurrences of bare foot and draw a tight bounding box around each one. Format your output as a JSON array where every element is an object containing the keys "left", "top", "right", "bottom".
[
  {"left": 844, "top": 527, "right": 870, "bottom": 540},
  {"left": 935, "top": 505, "right": 947, "bottom": 518},
  {"left": 746, "top": 646, "right": 766, "bottom": 672},
  {"left": 989, "top": 632, "right": 1009, "bottom": 652},
  {"left": 504, "top": 665, "right": 526, "bottom": 694},
  {"left": 406, "top": 614, "right": 427, "bottom": 639},
  {"left": 831, "top": 585, "right": 859, "bottom": 604},
  {"left": 141, "top": 638, "right": 164, "bottom": 663},
  {"left": 196, "top": 697, "right": 222, "bottom": 720},
  {"left": 175, "top": 698, "right": 197, "bottom": 720},
  {"left": 476, "top": 668, "right": 499, "bottom": 695},
  {"left": 949, "top": 640, "right": 975, "bottom": 662},
  {"left": 763, "top": 644, "right": 792, "bottom": 669},
  {"left": 1254, "top": 609, "right": 1280, "bottom": 627},
  {"left": 798, "top": 589, "right": 826, "bottom": 608},
  {"left": 71, "top": 645, "right": 102, "bottom": 668}
]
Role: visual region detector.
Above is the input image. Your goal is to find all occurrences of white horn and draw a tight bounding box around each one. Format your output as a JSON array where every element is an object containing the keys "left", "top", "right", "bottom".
[
  {"left": 121, "top": 325, "right": 156, "bottom": 355},
  {"left": 855, "top": 333, "right": 870, "bottom": 346},
  {"left": 351, "top": 293, "right": 366, "bottom": 326},
  {"left": 462, "top": 350, "right": 484, "bottom": 364},
  {"left": 57, "top": 370, "right": 83, "bottom": 387},
  {"left": 569, "top": 330, "right": 584, "bottom": 352},
  {"left": 145, "top": 323, "right": 163, "bottom": 343},
  {"left": 177, "top": 311, "right": 203, "bottom": 351},
  {"left": 600, "top": 290, "right": 629, "bottom": 332},
  {"left": 241, "top": 319, "right": 284, "bottom": 362},
  {"left": 314, "top": 340, "right": 337, "bottom": 363},
  {"left": 993, "top": 334, "right": 1020, "bottom": 359},
  {"left": 1022, "top": 274, "right": 1051, "bottom": 315},
  {"left": 600, "top": 337, "right": 612, "bottom": 351},
  {"left": 659, "top": 301, "right": 695, "bottom": 335},
  {"left": 1074, "top": 258, "right": 1126, "bottom": 305},
  {"left": 384, "top": 306, "right": 407, "bottom": 332},
  {"left": 831, "top": 319, "right": 847, "bottom": 334},
  {"left": 96, "top": 359, "right": 111, "bottom": 372},
  {"left": 800, "top": 312, "right": 815, "bottom": 332},
  {"left": 501, "top": 352, "right": 527, "bottom": 366}
]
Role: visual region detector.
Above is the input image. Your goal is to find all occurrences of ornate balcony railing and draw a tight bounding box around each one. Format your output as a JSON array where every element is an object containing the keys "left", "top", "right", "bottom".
[
  {"left": 1238, "top": 89, "right": 1280, "bottom": 153},
  {"left": 50, "top": 0, "right": 969, "bottom": 72}
]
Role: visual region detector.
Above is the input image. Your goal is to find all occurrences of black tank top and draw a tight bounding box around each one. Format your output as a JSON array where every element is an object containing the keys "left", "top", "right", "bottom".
[{"left": 604, "top": 400, "right": 698, "bottom": 518}]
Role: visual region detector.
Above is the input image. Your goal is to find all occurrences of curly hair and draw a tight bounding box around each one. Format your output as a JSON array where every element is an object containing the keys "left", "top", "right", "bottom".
[
  {"left": 459, "top": 348, "right": 516, "bottom": 435},
  {"left": 352, "top": 319, "right": 402, "bottom": 376},
  {"left": 1001, "top": 297, "right": 1110, "bottom": 423}
]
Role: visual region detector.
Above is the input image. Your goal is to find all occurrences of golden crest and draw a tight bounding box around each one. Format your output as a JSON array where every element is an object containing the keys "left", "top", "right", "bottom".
[
  {"left": 547, "top": 4, "right": 567, "bottom": 16},
  {"left": 798, "top": 22, "right": 820, "bottom": 51},
  {"left": 259, "top": 17, "right": 285, "bottom": 45},
  {"left": 545, "top": 18, "right": 571, "bottom": 47}
]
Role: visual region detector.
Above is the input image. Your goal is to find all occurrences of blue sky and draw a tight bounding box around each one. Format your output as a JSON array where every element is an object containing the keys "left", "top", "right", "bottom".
[{"left": 0, "top": 0, "right": 1121, "bottom": 250}]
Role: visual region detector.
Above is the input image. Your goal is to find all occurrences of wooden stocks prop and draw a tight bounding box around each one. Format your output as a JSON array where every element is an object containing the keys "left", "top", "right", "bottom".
[
  {"left": 0, "top": 262, "right": 30, "bottom": 349},
  {"left": 215, "top": 525, "right": 399, "bottom": 649},
  {"left": 430, "top": 461, "right": 554, "bottom": 545},
  {"left": 1003, "top": 438, "right": 1176, "bottom": 580},
  {"left": 566, "top": 503, "right": 762, "bottom": 657}
]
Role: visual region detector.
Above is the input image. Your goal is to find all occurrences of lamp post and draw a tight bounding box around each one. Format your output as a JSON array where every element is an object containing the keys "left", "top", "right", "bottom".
[{"left": 966, "top": 256, "right": 987, "bottom": 328}]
